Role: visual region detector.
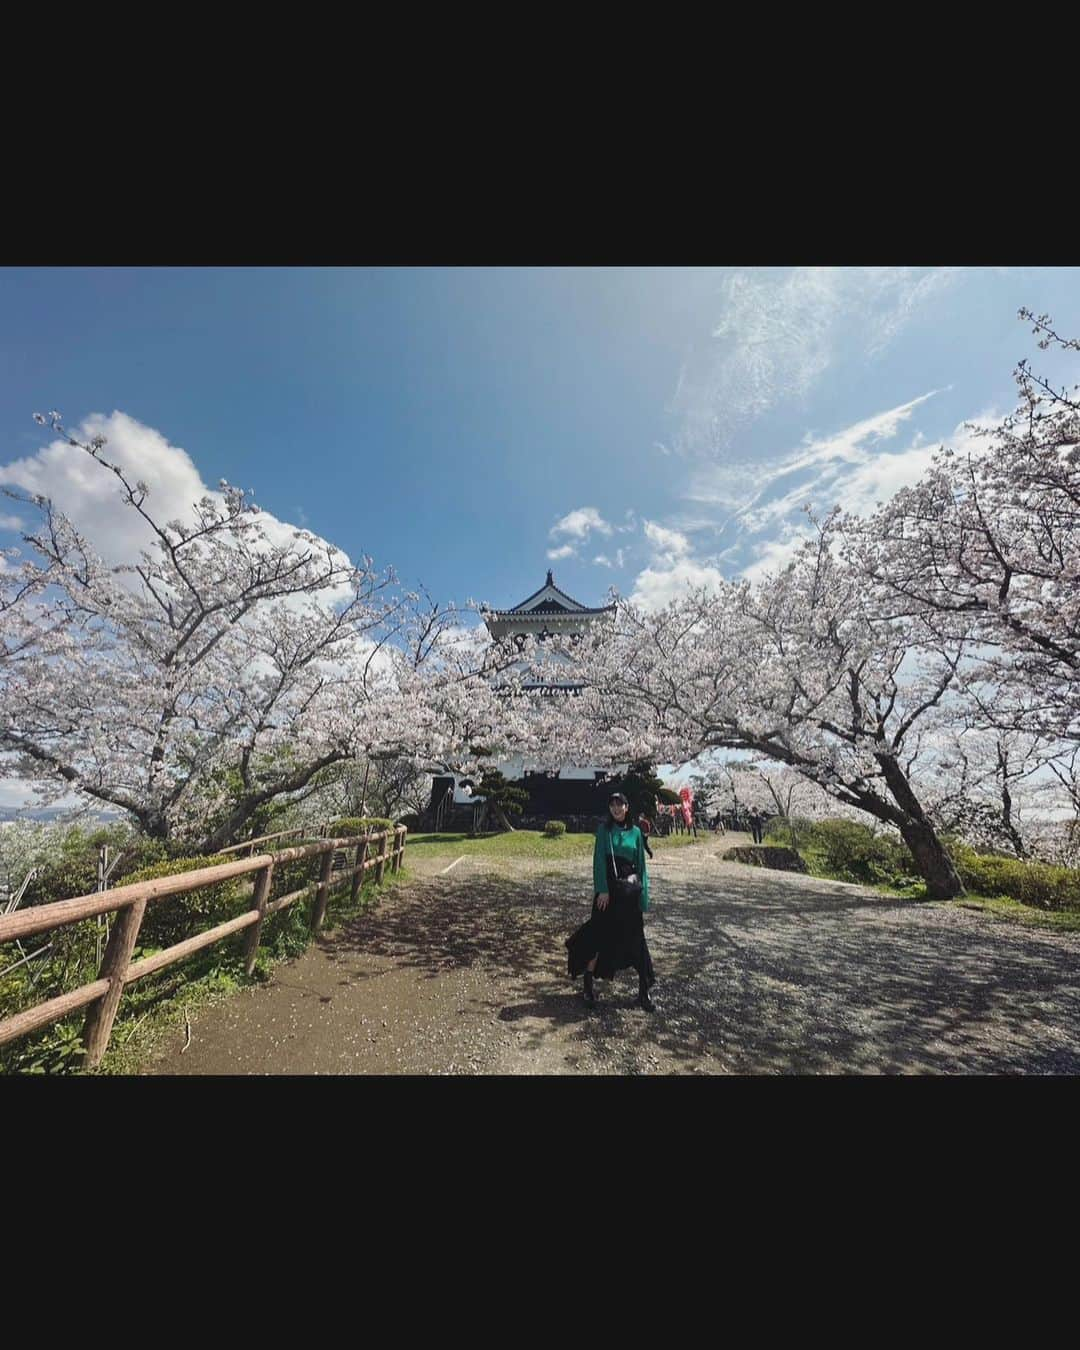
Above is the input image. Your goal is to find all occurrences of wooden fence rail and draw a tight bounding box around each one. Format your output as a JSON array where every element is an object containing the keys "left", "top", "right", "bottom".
[
  {"left": 0, "top": 826, "right": 407, "bottom": 1068},
  {"left": 218, "top": 826, "right": 323, "bottom": 857}
]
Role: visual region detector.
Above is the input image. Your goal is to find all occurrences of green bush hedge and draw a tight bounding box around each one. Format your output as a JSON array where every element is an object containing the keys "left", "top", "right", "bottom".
[
  {"left": 950, "top": 844, "right": 1080, "bottom": 911},
  {"left": 327, "top": 817, "right": 395, "bottom": 837},
  {"left": 763, "top": 816, "right": 821, "bottom": 851},
  {"left": 815, "top": 820, "right": 913, "bottom": 885},
  {"left": 122, "top": 853, "right": 247, "bottom": 949},
  {"left": 757, "top": 817, "right": 1080, "bottom": 910},
  {"left": 764, "top": 817, "right": 917, "bottom": 885},
  {"left": 543, "top": 820, "right": 567, "bottom": 837}
]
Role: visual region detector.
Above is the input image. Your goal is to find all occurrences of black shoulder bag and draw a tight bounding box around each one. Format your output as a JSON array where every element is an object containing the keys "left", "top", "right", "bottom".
[{"left": 608, "top": 829, "right": 643, "bottom": 907}]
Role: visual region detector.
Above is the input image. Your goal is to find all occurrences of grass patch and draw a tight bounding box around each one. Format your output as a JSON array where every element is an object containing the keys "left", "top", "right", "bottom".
[
  {"left": 944, "top": 893, "right": 1080, "bottom": 932},
  {"left": 407, "top": 828, "right": 706, "bottom": 866},
  {"left": 407, "top": 830, "right": 596, "bottom": 862},
  {"left": 649, "top": 832, "right": 708, "bottom": 851},
  {"left": 774, "top": 843, "right": 1080, "bottom": 928}
]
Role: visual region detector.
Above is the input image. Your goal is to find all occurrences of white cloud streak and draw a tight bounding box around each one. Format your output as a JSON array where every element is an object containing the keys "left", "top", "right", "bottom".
[
  {"left": 593, "top": 548, "right": 627, "bottom": 569},
  {"left": 671, "top": 267, "right": 963, "bottom": 454},
  {"left": 550, "top": 507, "right": 612, "bottom": 540}
]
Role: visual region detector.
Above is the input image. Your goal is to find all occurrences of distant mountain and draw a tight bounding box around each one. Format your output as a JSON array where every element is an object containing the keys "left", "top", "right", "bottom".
[{"left": 0, "top": 806, "right": 123, "bottom": 823}]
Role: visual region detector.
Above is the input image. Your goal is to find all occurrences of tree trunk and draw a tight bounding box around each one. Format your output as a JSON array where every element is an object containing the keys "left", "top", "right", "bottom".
[
  {"left": 195, "top": 752, "right": 347, "bottom": 854},
  {"left": 897, "top": 817, "right": 964, "bottom": 900},
  {"left": 712, "top": 735, "right": 966, "bottom": 901},
  {"left": 141, "top": 810, "right": 170, "bottom": 841},
  {"left": 875, "top": 752, "right": 965, "bottom": 900},
  {"left": 1000, "top": 781, "right": 1027, "bottom": 859}
]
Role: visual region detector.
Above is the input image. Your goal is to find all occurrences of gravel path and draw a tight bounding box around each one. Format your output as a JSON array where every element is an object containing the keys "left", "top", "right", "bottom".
[{"left": 144, "top": 833, "right": 1080, "bottom": 1075}]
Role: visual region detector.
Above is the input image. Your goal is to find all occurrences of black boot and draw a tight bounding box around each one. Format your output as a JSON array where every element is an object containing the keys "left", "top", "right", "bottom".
[
  {"left": 583, "top": 971, "right": 596, "bottom": 1006},
  {"left": 637, "top": 976, "right": 655, "bottom": 1012}
]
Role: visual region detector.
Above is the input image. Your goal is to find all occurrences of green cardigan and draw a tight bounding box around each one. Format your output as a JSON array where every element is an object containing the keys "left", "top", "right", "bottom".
[{"left": 593, "top": 822, "right": 650, "bottom": 910}]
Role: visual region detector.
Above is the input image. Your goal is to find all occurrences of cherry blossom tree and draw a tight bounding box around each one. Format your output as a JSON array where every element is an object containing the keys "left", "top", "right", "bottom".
[
  {"left": 860, "top": 311, "right": 1080, "bottom": 748},
  {"left": 691, "top": 760, "right": 844, "bottom": 841},
  {"left": 1, "top": 414, "right": 407, "bottom": 852},
  {"left": 549, "top": 512, "right": 973, "bottom": 897},
  {"left": 921, "top": 726, "right": 1053, "bottom": 858}
]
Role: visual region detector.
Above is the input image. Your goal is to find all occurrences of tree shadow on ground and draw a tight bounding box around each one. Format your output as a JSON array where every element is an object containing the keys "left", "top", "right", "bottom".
[{"left": 326, "top": 866, "right": 1080, "bottom": 1074}]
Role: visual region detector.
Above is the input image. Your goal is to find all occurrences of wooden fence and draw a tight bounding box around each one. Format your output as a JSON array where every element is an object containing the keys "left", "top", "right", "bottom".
[
  {"left": 0, "top": 826, "right": 407, "bottom": 1069},
  {"left": 218, "top": 826, "right": 317, "bottom": 857}
]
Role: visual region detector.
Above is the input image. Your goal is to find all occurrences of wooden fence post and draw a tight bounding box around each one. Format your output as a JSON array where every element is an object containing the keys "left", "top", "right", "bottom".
[
  {"left": 242, "top": 861, "right": 274, "bottom": 975},
  {"left": 350, "top": 836, "right": 368, "bottom": 903},
  {"left": 375, "top": 830, "right": 388, "bottom": 885},
  {"left": 311, "top": 848, "right": 335, "bottom": 933},
  {"left": 82, "top": 898, "right": 147, "bottom": 1070}
]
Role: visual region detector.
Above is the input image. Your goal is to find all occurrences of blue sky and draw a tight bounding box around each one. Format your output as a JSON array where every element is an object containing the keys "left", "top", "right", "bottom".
[{"left": 3, "top": 266, "right": 1079, "bottom": 621}]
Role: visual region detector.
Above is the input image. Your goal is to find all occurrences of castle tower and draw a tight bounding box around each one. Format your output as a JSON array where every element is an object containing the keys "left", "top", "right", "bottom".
[{"left": 427, "top": 572, "right": 622, "bottom": 829}]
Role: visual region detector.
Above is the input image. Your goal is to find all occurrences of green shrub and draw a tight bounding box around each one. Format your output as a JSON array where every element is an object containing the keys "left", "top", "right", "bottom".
[
  {"left": 327, "top": 816, "right": 395, "bottom": 837},
  {"left": 950, "top": 844, "right": 1080, "bottom": 911},
  {"left": 122, "top": 853, "right": 246, "bottom": 949},
  {"left": 764, "top": 816, "right": 822, "bottom": 851},
  {"left": 22, "top": 826, "right": 170, "bottom": 908},
  {"left": 2, "top": 848, "right": 248, "bottom": 1075},
  {"left": 811, "top": 819, "right": 915, "bottom": 885},
  {"left": 723, "top": 845, "right": 808, "bottom": 873},
  {"left": 543, "top": 820, "right": 567, "bottom": 837}
]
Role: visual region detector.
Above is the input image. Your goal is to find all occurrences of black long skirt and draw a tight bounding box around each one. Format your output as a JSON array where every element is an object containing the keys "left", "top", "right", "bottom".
[{"left": 566, "top": 890, "right": 656, "bottom": 987}]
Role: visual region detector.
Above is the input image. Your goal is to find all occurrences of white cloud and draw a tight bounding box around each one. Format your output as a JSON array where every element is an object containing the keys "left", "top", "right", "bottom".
[
  {"left": 547, "top": 543, "right": 576, "bottom": 560},
  {"left": 739, "top": 531, "right": 814, "bottom": 583},
  {"left": 864, "top": 267, "right": 962, "bottom": 357},
  {"left": 643, "top": 519, "right": 691, "bottom": 561},
  {"left": 672, "top": 267, "right": 962, "bottom": 454},
  {"left": 628, "top": 394, "right": 1002, "bottom": 601},
  {"left": 629, "top": 558, "right": 726, "bottom": 612},
  {"left": 0, "top": 411, "right": 358, "bottom": 609},
  {"left": 829, "top": 445, "right": 939, "bottom": 518},
  {"left": 1, "top": 412, "right": 207, "bottom": 565},
  {"left": 593, "top": 548, "right": 627, "bottom": 569},
  {"left": 550, "top": 506, "right": 612, "bottom": 540},
  {"left": 685, "top": 390, "right": 951, "bottom": 545},
  {"left": 0, "top": 513, "right": 24, "bottom": 531}
]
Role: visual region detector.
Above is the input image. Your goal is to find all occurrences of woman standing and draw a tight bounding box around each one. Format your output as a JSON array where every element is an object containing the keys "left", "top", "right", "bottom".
[{"left": 566, "top": 792, "right": 656, "bottom": 1011}]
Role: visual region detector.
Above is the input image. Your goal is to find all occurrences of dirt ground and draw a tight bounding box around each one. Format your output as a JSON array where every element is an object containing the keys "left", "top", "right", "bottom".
[{"left": 144, "top": 831, "right": 1080, "bottom": 1075}]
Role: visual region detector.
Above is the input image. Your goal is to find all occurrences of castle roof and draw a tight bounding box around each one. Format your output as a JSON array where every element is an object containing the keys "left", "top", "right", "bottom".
[{"left": 483, "top": 570, "right": 616, "bottom": 621}]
